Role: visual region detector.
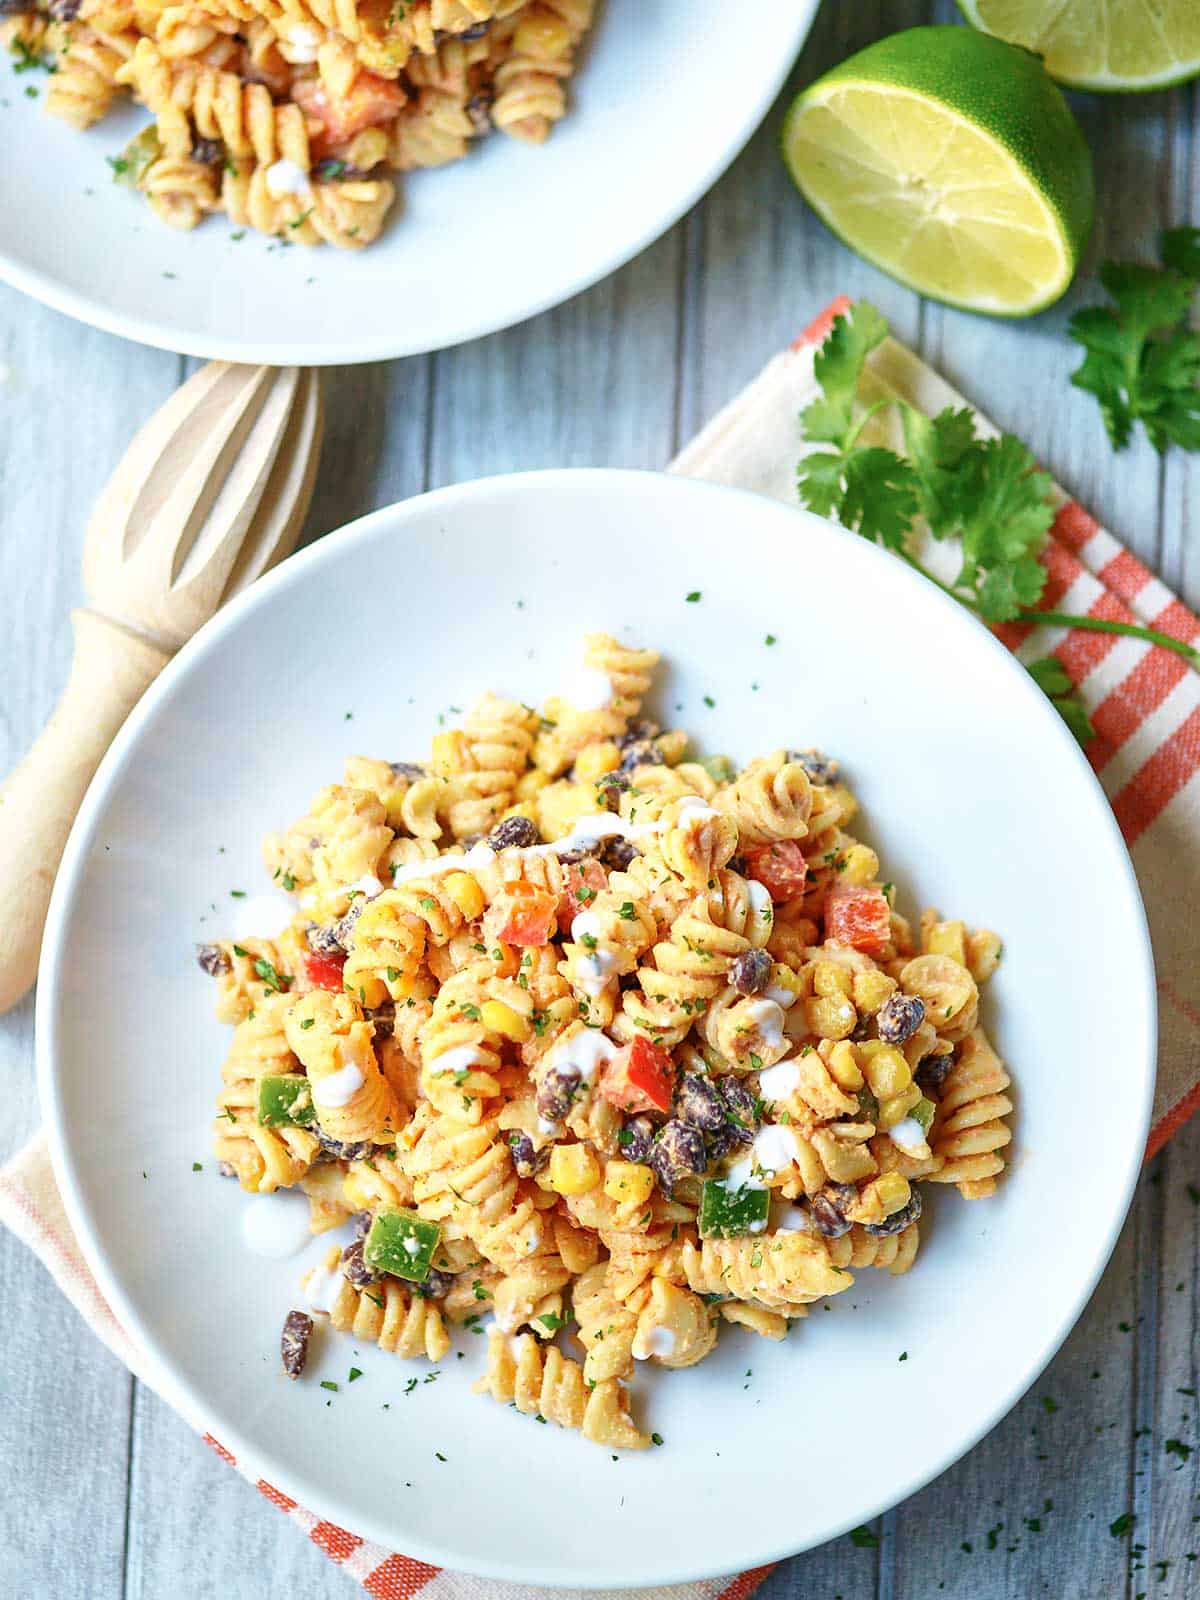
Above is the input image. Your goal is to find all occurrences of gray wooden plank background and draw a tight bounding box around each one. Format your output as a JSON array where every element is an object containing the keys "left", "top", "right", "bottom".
[{"left": 2, "top": 1, "right": 1199, "bottom": 1595}]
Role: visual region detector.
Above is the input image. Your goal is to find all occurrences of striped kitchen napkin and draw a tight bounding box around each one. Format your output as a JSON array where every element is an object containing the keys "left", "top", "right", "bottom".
[{"left": 3, "top": 298, "right": 1199, "bottom": 1597}]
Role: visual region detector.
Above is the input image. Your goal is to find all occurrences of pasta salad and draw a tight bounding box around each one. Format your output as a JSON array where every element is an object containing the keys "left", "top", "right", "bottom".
[
  {"left": 2, "top": 1, "right": 595, "bottom": 249},
  {"left": 200, "top": 634, "right": 1013, "bottom": 1450}
]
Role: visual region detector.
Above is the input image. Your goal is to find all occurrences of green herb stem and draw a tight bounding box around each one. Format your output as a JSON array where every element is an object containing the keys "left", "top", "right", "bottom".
[{"left": 1013, "top": 609, "right": 1200, "bottom": 668}]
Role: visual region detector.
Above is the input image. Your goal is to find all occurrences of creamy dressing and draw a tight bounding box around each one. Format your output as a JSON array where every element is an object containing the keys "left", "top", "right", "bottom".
[
  {"left": 756, "top": 1057, "right": 801, "bottom": 1101},
  {"left": 348, "top": 872, "right": 385, "bottom": 899},
  {"left": 763, "top": 982, "right": 797, "bottom": 1011},
  {"left": 402, "top": 1235, "right": 420, "bottom": 1256},
  {"left": 723, "top": 1123, "right": 801, "bottom": 1191},
  {"left": 384, "top": 811, "right": 676, "bottom": 891},
  {"left": 570, "top": 910, "right": 620, "bottom": 994},
  {"left": 746, "top": 879, "right": 775, "bottom": 926},
  {"left": 741, "top": 998, "right": 786, "bottom": 1053},
  {"left": 561, "top": 664, "right": 614, "bottom": 712},
  {"left": 386, "top": 839, "right": 495, "bottom": 886},
  {"left": 230, "top": 891, "right": 295, "bottom": 942},
  {"left": 537, "top": 1116, "right": 560, "bottom": 1136},
  {"left": 265, "top": 159, "right": 312, "bottom": 199},
  {"left": 632, "top": 1324, "right": 676, "bottom": 1361},
  {"left": 888, "top": 1117, "right": 928, "bottom": 1154},
  {"left": 546, "top": 1025, "right": 618, "bottom": 1083},
  {"left": 284, "top": 22, "right": 321, "bottom": 60},
  {"left": 674, "top": 796, "right": 721, "bottom": 826},
  {"left": 428, "top": 1043, "right": 489, "bottom": 1077},
  {"left": 774, "top": 1203, "right": 815, "bottom": 1234},
  {"left": 303, "top": 1257, "right": 344, "bottom": 1314},
  {"left": 312, "top": 1061, "right": 363, "bottom": 1109},
  {"left": 240, "top": 1191, "right": 313, "bottom": 1259}
]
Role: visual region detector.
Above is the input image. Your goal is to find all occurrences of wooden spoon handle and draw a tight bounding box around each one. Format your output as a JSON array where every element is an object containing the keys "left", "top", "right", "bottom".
[{"left": 0, "top": 609, "right": 170, "bottom": 1013}]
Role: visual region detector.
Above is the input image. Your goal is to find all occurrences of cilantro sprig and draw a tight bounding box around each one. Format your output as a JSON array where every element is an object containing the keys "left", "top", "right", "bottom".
[
  {"left": 1068, "top": 228, "right": 1200, "bottom": 453},
  {"left": 797, "top": 301, "right": 1200, "bottom": 744}
]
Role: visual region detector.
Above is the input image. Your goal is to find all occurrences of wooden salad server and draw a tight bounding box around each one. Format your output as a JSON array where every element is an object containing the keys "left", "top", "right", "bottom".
[{"left": 0, "top": 362, "right": 323, "bottom": 1014}]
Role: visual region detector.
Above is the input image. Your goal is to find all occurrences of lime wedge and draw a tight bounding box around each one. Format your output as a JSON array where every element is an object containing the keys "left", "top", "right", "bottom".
[
  {"left": 959, "top": 0, "right": 1200, "bottom": 91},
  {"left": 782, "top": 26, "right": 1094, "bottom": 318}
]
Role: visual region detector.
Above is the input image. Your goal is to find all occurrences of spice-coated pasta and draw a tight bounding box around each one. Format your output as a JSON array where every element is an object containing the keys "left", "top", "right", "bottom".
[
  {"left": 201, "top": 636, "right": 1013, "bottom": 1446},
  {"left": 3, "top": 0, "right": 595, "bottom": 247}
]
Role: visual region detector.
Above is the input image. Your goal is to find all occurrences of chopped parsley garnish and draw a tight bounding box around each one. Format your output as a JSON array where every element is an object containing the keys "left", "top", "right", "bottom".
[
  {"left": 685, "top": 591, "right": 701, "bottom": 603},
  {"left": 348, "top": 1367, "right": 363, "bottom": 1383},
  {"left": 320, "top": 1380, "right": 338, "bottom": 1393},
  {"left": 848, "top": 1526, "right": 879, "bottom": 1549}
]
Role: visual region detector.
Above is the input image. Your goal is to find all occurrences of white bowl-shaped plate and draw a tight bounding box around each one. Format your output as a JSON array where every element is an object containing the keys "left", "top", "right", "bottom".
[
  {"left": 40, "top": 471, "right": 1154, "bottom": 1588},
  {"left": 1, "top": 3, "right": 819, "bottom": 363}
]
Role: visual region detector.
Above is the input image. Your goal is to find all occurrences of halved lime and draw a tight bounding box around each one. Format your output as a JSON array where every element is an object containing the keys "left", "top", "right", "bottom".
[
  {"left": 782, "top": 26, "right": 1094, "bottom": 318},
  {"left": 959, "top": 0, "right": 1200, "bottom": 92}
]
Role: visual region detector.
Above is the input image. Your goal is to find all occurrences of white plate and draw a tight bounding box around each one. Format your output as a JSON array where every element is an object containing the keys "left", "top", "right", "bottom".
[
  {"left": 39, "top": 470, "right": 1155, "bottom": 1588},
  {"left": 0, "top": 3, "right": 819, "bottom": 363}
]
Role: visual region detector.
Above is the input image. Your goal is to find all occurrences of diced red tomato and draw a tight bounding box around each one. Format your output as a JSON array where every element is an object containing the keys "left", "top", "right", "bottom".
[
  {"left": 824, "top": 883, "right": 892, "bottom": 957},
  {"left": 557, "top": 859, "right": 608, "bottom": 933},
  {"left": 483, "top": 882, "right": 558, "bottom": 948},
  {"left": 599, "top": 1035, "right": 677, "bottom": 1115},
  {"left": 292, "top": 72, "right": 405, "bottom": 150},
  {"left": 303, "top": 951, "right": 346, "bottom": 991},
  {"left": 744, "top": 840, "right": 809, "bottom": 902}
]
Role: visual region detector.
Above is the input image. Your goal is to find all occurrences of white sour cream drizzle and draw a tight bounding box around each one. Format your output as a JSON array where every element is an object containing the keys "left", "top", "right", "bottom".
[
  {"left": 349, "top": 872, "right": 385, "bottom": 899},
  {"left": 888, "top": 1117, "right": 928, "bottom": 1154},
  {"left": 756, "top": 1056, "right": 801, "bottom": 1101},
  {"left": 285, "top": 22, "right": 321, "bottom": 61},
  {"left": 632, "top": 1324, "right": 676, "bottom": 1361},
  {"left": 570, "top": 910, "right": 622, "bottom": 994},
  {"left": 265, "top": 158, "right": 312, "bottom": 199},
  {"left": 231, "top": 891, "right": 295, "bottom": 942},
  {"left": 746, "top": 879, "right": 775, "bottom": 925},
  {"left": 561, "top": 664, "right": 615, "bottom": 712},
  {"left": 303, "top": 1256, "right": 344, "bottom": 1314},
  {"left": 741, "top": 998, "right": 786, "bottom": 1054},
  {"left": 240, "top": 1191, "right": 313, "bottom": 1259},
  {"left": 548, "top": 1025, "right": 619, "bottom": 1083},
  {"left": 763, "top": 983, "right": 797, "bottom": 1010},
  {"left": 312, "top": 1061, "right": 364, "bottom": 1109},
  {"left": 429, "top": 1043, "right": 489, "bottom": 1077},
  {"left": 724, "top": 1123, "right": 802, "bottom": 1193},
  {"left": 773, "top": 1203, "right": 815, "bottom": 1234}
]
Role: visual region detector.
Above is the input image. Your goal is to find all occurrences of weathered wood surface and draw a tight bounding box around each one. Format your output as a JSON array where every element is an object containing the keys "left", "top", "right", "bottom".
[{"left": 2, "top": 0, "right": 1199, "bottom": 1594}]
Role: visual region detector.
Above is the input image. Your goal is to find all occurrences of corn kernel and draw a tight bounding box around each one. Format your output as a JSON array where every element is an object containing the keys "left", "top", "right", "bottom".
[
  {"left": 480, "top": 999, "right": 531, "bottom": 1043},
  {"left": 875, "top": 1172, "right": 911, "bottom": 1214},
  {"left": 877, "top": 1082, "right": 922, "bottom": 1129},
  {"left": 825, "top": 1039, "right": 864, "bottom": 1091},
  {"left": 966, "top": 928, "right": 1003, "bottom": 983},
  {"left": 813, "top": 961, "right": 853, "bottom": 999},
  {"left": 839, "top": 844, "right": 880, "bottom": 886},
  {"left": 574, "top": 741, "right": 621, "bottom": 782},
  {"left": 861, "top": 1044, "right": 912, "bottom": 1100},
  {"left": 516, "top": 769, "right": 551, "bottom": 801},
  {"left": 767, "top": 963, "right": 804, "bottom": 1003},
  {"left": 810, "top": 1126, "right": 877, "bottom": 1183},
  {"left": 444, "top": 871, "right": 484, "bottom": 920},
  {"left": 924, "top": 918, "right": 967, "bottom": 964},
  {"left": 429, "top": 729, "right": 469, "bottom": 776},
  {"left": 804, "top": 995, "right": 858, "bottom": 1041},
  {"left": 548, "top": 1143, "right": 601, "bottom": 1196},
  {"left": 603, "top": 1160, "right": 655, "bottom": 1205},
  {"left": 852, "top": 969, "right": 896, "bottom": 1015}
]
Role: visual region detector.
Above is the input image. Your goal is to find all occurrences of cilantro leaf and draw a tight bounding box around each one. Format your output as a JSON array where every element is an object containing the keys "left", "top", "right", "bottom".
[
  {"left": 839, "top": 448, "right": 919, "bottom": 549},
  {"left": 802, "top": 301, "right": 889, "bottom": 447},
  {"left": 1069, "top": 236, "right": 1200, "bottom": 453},
  {"left": 796, "top": 448, "right": 848, "bottom": 519},
  {"left": 1027, "top": 658, "right": 1096, "bottom": 748},
  {"left": 901, "top": 405, "right": 981, "bottom": 538}
]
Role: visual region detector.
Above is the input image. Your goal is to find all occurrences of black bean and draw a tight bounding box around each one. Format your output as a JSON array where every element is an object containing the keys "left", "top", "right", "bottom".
[
  {"left": 350, "top": 1209, "right": 373, "bottom": 1239},
  {"left": 649, "top": 1120, "right": 706, "bottom": 1196},
  {"left": 465, "top": 92, "right": 492, "bottom": 135},
  {"left": 617, "top": 738, "right": 662, "bottom": 775},
  {"left": 617, "top": 719, "right": 660, "bottom": 748},
  {"left": 727, "top": 853, "right": 747, "bottom": 876},
  {"left": 389, "top": 761, "right": 425, "bottom": 781},
  {"left": 280, "top": 1309, "right": 313, "bottom": 1378},
  {"left": 729, "top": 948, "right": 772, "bottom": 997},
  {"left": 307, "top": 922, "right": 345, "bottom": 957},
  {"left": 916, "top": 1051, "right": 954, "bottom": 1097},
  {"left": 864, "top": 1186, "right": 923, "bottom": 1237},
  {"left": 416, "top": 1268, "right": 455, "bottom": 1300},
  {"left": 876, "top": 992, "right": 926, "bottom": 1046},
  {"left": 676, "top": 1072, "right": 725, "bottom": 1131},
  {"left": 340, "top": 1238, "right": 379, "bottom": 1289},
  {"left": 217, "top": 1160, "right": 238, "bottom": 1180},
  {"left": 704, "top": 1123, "right": 740, "bottom": 1161},
  {"left": 506, "top": 1129, "right": 538, "bottom": 1177},
  {"left": 315, "top": 1130, "right": 371, "bottom": 1162},
  {"left": 809, "top": 1184, "right": 856, "bottom": 1238},
  {"left": 196, "top": 942, "right": 230, "bottom": 976},
  {"left": 536, "top": 1063, "right": 581, "bottom": 1123},
  {"left": 366, "top": 1001, "right": 395, "bottom": 1038},
  {"left": 488, "top": 815, "right": 539, "bottom": 851},
  {"left": 595, "top": 774, "right": 629, "bottom": 813},
  {"left": 786, "top": 748, "right": 840, "bottom": 784},
  {"left": 598, "top": 836, "right": 638, "bottom": 871},
  {"left": 617, "top": 1116, "right": 654, "bottom": 1164},
  {"left": 716, "top": 1075, "right": 758, "bottom": 1141},
  {"left": 191, "top": 137, "right": 223, "bottom": 167}
]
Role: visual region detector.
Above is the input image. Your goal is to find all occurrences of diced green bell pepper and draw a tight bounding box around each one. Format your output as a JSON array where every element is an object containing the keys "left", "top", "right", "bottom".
[
  {"left": 698, "top": 1179, "right": 770, "bottom": 1239},
  {"left": 363, "top": 1208, "right": 442, "bottom": 1283},
  {"left": 856, "top": 1085, "right": 879, "bottom": 1125},
  {"left": 911, "top": 1096, "right": 936, "bottom": 1135},
  {"left": 257, "top": 1074, "right": 315, "bottom": 1128}
]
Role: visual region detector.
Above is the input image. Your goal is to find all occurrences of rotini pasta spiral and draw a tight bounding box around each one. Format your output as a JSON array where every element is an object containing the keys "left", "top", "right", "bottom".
[
  {"left": 474, "top": 1328, "right": 648, "bottom": 1447},
  {"left": 715, "top": 751, "right": 814, "bottom": 845},
  {"left": 285, "top": 989, "right": 400, "bottom": 1145},
  {"left": 928, "top": 1027, "right": 1012, "bottom": 1197}
]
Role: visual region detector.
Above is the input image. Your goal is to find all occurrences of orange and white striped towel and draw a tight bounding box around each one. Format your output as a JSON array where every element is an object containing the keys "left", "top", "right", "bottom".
[{"left": 2, "top": 299, "right": 1198, "bottom": 1597}]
